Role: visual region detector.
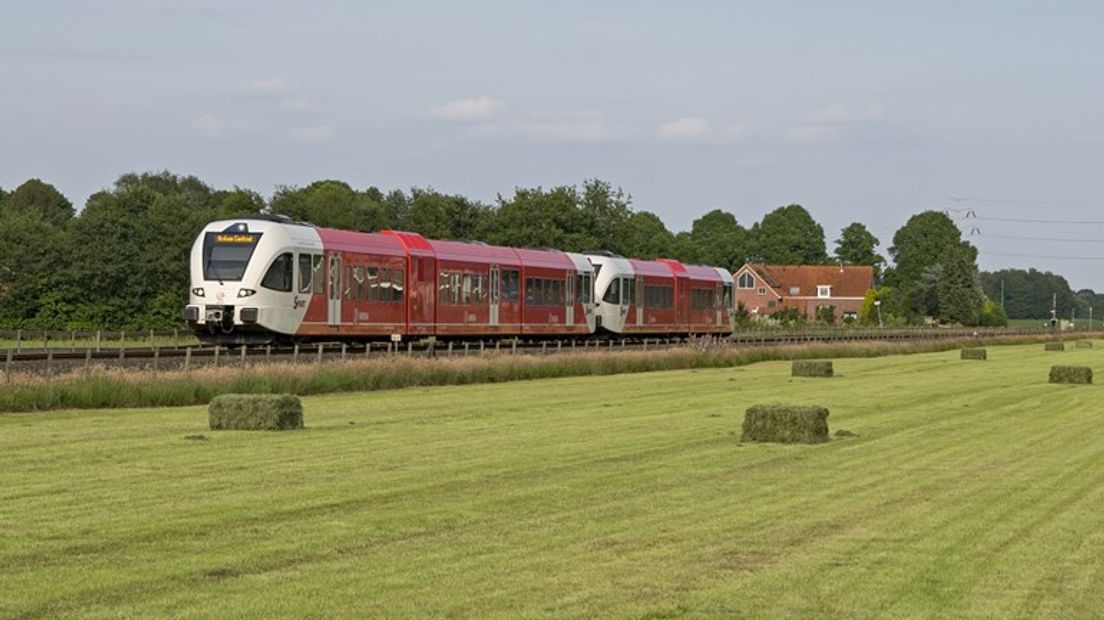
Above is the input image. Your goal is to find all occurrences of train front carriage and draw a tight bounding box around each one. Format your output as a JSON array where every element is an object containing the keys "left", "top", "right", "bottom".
[{"left": 183, "top": 218, "right": 325, "bottom": 344}]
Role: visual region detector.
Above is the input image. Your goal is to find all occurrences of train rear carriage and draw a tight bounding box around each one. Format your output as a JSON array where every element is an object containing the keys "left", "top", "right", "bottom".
[
  {"left": 680, "top": 263, "right": 733, "bottom": 334},
  {"left": 515, "top": 248, "right": 592, "bottom": 337},
  {"left": 429, "top": 240, "right": 523, "bottom": 338}
]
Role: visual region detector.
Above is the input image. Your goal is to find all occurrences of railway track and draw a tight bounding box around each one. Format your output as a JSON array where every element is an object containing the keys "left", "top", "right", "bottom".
[{"left": 0, "top": 327, "right": 1073, "bottom": 376}]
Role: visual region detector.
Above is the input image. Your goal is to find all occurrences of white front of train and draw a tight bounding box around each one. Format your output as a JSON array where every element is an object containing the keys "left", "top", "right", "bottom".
[
  {"left": 182, "top": 219, "right": 322, "bottom": 343},
  {"left": 587, "top": 254, "right": 634, "bottom": 334}
]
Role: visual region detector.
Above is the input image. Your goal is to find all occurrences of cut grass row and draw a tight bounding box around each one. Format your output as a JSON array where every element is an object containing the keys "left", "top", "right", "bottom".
[
  {"left": 0, "top": 334, "right": 1074, "bottom": 413},
  {"left": 2, "top": 341, "right": 1103, "bottom": 617}
]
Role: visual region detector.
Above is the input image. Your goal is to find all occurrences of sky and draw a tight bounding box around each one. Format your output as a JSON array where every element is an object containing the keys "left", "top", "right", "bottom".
[{"left": 2, "top": 1, "right": 1104, "bottom": 289}]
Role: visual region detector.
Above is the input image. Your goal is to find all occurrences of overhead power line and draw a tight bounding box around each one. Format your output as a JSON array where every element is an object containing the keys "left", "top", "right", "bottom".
[
  {"left": 946, "top": 196, "right": 1104, "bottom": 207},
  {"left": 982, "top": 250, "right": 1104, "bottom": 261},
  {"left": 969, "top": 232, "right": 1104, "bottom": 244}
]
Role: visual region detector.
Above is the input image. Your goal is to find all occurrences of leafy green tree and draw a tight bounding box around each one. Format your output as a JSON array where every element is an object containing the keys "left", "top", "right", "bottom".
[
  {"left": 578, "top": 179, "right": 632, "bottom": 254},
  {"left": 749, "top": 204, "right": 828, "bottom": 265},
  {"left": 484, "top": 186, "right": 588, "bottom": 250},
  {"left": 668, "top": 231, "right": 704, "bottom": 264},
  {"left": 405, "top": 189, "right": 489, "bottom": 241},
  {"left": 887, "top": 211, "right": 975, "bottom": 294},
  {"left": 938, "top": 245, "right": 983, "bottom": 326},
  {"left": 685, "top": 210, "right": 748, "bottom": 270},
  {"left": 860, "top": 286, "right": 899, "bottom": 326},
  {"left": 3, "top": 178, "right": 74, "bottom": 227},
  {"left": 620, "top": 211, "right": 673, "bottom": 259},
  {"left": 269, "top": 180, "right": 384, "bottom": 231},
  {"left": 834, "top": 222, "right": 884, "bottom": 277},
  {"left": 979, "top": 268, "right": 1084, "bottom": 320},
  {"left": 978, "top": 299, "right": 1008, "bottom": 327}
]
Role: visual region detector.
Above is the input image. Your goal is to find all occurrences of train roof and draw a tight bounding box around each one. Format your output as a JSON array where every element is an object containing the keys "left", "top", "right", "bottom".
[{"left": 316, "top": 227, "right": 405, "bottom": 256}]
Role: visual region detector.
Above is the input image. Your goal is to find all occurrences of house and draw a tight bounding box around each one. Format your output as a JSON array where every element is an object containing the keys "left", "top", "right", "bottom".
[{"left": 732, "top": 262, "right": 874, "bottom": 323}]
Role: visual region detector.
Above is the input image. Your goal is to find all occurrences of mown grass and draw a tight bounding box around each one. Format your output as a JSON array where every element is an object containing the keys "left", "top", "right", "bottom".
[
  {"left": 0, "top": 334, "right": 1070, "bottom": 413},
  {"left": 2, "top": 341, "right": 1104, "bottom": 618}
]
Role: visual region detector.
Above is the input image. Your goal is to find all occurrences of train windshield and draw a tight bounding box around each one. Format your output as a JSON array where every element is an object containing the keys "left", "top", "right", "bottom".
[{"left": 202, "top": 231, "right": 263, "bottom": 282}]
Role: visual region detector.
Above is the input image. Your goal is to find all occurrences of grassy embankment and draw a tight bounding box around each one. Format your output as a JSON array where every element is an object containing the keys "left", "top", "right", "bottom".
[
  {"left": 0, "top": 334, "right": 1073, "bottom": 413},
  {"left": 3, "top": 341, "right": 1104, "bottom": 617}
]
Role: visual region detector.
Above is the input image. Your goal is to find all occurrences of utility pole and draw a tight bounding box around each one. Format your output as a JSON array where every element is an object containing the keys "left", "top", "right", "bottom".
[{"left": 1050, "top": 293, "right": 1057, "bottom": 329}]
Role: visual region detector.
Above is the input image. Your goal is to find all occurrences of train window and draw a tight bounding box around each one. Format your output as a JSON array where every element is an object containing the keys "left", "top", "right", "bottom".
[
  {"left": 550, "top": 279, "right": 563, "bottom": 306},
  {"left": 501, "top": 269, "right": 520, "bottom": 301},
  {"left": 738, "top": 272, "right": 755, "bottom": 289},
  {"left": 472, "top": 274, "right": 486, "bottom": 303},
  {"left": 601, "top": 280, "right": 620, "bottom": 305},
  {"left": 724, "top": 283, "right": 734, "bottom": 310},
  {"left": 311, "top": 255, "right": 324, "bottom": 294},
  {"left": 391, "top": 268, "right": 404, "bottom": 302},
  {"left": 690, "top": 288, "right": 717, "bottom": 310},
  {"left": 261, "top": 253, "right": 294, "bottom": 292},
  {"left": 645, "top": 285, "right": 674, "bottom": 309},
  {"left": 352, "top": 266, "right": 366, "bottom": 300},
  {"left": 525, "top": 278, "right": 537, "bottom": 305},
  {"left": 576, "top": 274, "right": 592, "bottom": 305},
  {"left": 439, "top": 271, "right": 450, "bottom": 304},
  {"left": 367, "top": 267, "right": 379, "bottom": 302},
  {"left": 298, "top": 254, "right": 313, "bottom": 294},
  {"left": 381, "top": 268, "right": 395, "bottom": 302},
  {"left": 343, "top": 266, "right": 353, "bottom": 300},
  {"left": 202, "top": 231, "right": 263, "bottom": 282},
  {"left": 462, "top": 274, "right": 473, "bottom": 304},
  {"left": 625, "top": 278, "right": 635, "bottom": 307}
]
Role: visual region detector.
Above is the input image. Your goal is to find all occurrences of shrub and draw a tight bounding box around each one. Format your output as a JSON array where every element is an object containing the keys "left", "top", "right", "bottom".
[
  {"left": 1045, "top": 342, "right": 1065, "bottom": 351},
  {"left": 741, "top": 404, "right": 830, "bottom": 444},
  {"left": 960, "top": 348, "right": 987, "bottom": 360},
  {"left": 1049, "top": 366, "right": 1093, "bottom": 385},
  {"left": 209, "top": 394, "right": 304, "bottom": 430},
  {"left": 792, "top": 360, "right": 834, "bottom": 377},
  {"left": 1076, "top": 340, "right": 1093, "bottom": 349}
]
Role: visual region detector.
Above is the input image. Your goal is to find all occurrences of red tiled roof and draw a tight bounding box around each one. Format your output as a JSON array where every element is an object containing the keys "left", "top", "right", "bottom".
[{"left": 750, "top": 264, "right": 873, "bottom": 298}]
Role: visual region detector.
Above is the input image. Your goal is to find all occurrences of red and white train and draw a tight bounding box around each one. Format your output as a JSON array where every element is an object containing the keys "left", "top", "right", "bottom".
[{"left": 183, "top": 217, "right": 735, "bottom": 344}]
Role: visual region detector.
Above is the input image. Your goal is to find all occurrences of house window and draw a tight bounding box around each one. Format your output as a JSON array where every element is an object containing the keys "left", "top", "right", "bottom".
[
  {"left": 817, "top": 285, "right": 831, "bottom": 298},
  {"left": 757, "top": 287, "right": 766, "bottom": 296},
  {"left": 789, "top": 287, "right": 800, "bottom": 296},
  {"left": 737, "top": 271, "right": 755, "bottom": 289}
]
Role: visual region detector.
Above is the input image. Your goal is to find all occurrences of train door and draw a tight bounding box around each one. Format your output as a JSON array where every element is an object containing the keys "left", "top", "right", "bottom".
[
  {"left": 715, "top": 283, "right": 724, "bottom": 326},
  {"left": 327, "top": 252, "right": 342, "bottom": 326},
  {"left": 565, "top": 271, "right": 575, "bottom": 327},
  {"left": 489, "top": 265, "right": 500, "bottom": 327},
  {"left": 678, "top": 277, "right": 689, "bottom": 330},
  {"left": 635, "top": 275, "right": 644, "bottom": 326},
  {"left": 619, "top": 277, "right": 630, "bottom": 325}
]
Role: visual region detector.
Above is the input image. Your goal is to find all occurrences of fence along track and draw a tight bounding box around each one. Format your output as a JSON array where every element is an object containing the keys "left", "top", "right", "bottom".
[{"left": 0, "top": 327, "right": 1076, "bottom": 379}]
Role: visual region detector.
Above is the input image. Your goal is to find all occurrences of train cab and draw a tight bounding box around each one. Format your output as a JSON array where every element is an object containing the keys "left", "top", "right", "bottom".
[{"left": 183, "top": 217, "right": 324, "bottom": 344}]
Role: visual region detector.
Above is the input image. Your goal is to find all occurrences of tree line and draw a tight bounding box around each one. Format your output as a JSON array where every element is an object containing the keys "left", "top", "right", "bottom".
[{"left": 0, "top": 171, "right": 1086, "bottom": 330}]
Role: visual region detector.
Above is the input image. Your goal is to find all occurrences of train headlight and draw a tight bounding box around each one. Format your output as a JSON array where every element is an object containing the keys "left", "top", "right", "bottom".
[
  {"left": 237, "top": 288, "right": 257, "bottom": 298},
  {"left": 191, "top": 287, "right": 205, "bottom": 297}
]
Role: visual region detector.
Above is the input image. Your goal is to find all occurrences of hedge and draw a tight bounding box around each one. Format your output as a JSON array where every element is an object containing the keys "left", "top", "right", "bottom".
[
  {"left": 1049, "top": 366, "right": 1093, "bottom": 385},
  {"left": 741, "top": 404, "right": 830, "bottom": 444},
  {"left": 1045, "top": 342, "right": 1065, "bottom": 351},
  {"left": 209, "top": 394, "right": 304, "bottom": 430},
  {"left": 792, "top": 360, "right": 834, "bottom": 378}
]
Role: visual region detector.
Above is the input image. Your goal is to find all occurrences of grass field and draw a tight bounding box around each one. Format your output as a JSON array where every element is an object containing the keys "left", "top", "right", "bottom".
[{"left": 3, "top": 341, "right": 1104, "bottom": 618}]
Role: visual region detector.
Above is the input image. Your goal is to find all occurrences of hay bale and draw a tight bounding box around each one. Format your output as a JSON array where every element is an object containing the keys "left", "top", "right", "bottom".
[
  {"left": 209, "top": 394, "right": 304, "bottom": 430},
  {"left": 1045, "top": 342, "right": 1065, "bottom": 351},
  {"left": 741, "top": 404, "right": 829, "bottom": 444},
  {"left": 1076, "top": 340, "right": 1093, "bottom": 349},
  {"left": 792, "top": 360, "right": 834, "bottom": 378},
  {"left": 960, "top": 348, "right": 987, "bottom": 360},
  {"left": 1049, "top": 366, "right": 1093, "bottom": 385}
]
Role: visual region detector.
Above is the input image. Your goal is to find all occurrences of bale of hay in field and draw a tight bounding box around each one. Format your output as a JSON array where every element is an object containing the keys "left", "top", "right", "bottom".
[
  {"left": 1049, "top": 366, "right": 1093, "bottom": 385},
  {"left": 209, "top": 394, "right": 304, "bottom": 430},
  {"left": 741, "top": 404, "right": 829, "bottom": 444},
  {"left": 1045, "top": 342, "right": 1065, "bottom": 352},
  {"left": 960, "top": 348, "right": 987, "bottom": 360},
  {"left": 791, "top": 360, "right": 833, "bottom": 378},
  {"left": 1076, "top": 340, "right": 1093, "bottom": 349}
]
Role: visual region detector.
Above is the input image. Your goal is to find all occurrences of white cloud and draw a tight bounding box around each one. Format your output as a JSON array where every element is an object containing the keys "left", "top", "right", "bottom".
[
  {"left": 240, "top": 78, "right": 293, "bottom": 94},
  {"left": 288, "top": 124, "right": 336, "bottom": 142},
  {"left": 193, "top": 114, "right": 266, "bottom": 138},
  {"left": 783, "top": 124, "right": 836, "bottom": 143},
  {"left": 425, "top": 96, "right": 503, "bottom": 122},
  {"left": 720, "top": 123, "right": 748, "bottom": 141},
  {"left": 467, "top": 118, "right": 637, "bottom": 143},
  {"left": 657, "top": 117, "right": 710, "bottom": 140},
  {"left": 277, "top": 98, "right": 315, "bottom": 112},
  {"left": 813, "top": 103, "right": 884, "bottom": 124}
]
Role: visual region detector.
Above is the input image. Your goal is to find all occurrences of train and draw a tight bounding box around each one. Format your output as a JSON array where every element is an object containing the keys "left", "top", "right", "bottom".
[{"left": 182, "top": 216, "right": 736, "bottom": 344}]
